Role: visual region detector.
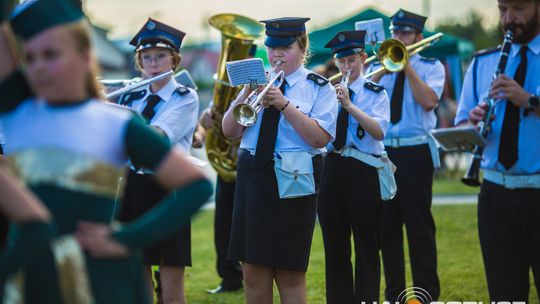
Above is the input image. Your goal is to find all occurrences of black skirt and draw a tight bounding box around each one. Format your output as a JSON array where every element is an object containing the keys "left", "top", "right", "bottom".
[
  {"left": 119, "top": 170, "right": 192, "bottom": 267},
  {"left": 228, "top": 149, "right": 322, "bottom": 272}
]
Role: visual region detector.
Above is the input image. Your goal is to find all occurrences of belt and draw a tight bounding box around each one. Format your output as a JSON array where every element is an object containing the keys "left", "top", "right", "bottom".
[
  {"left": 334, "top": 146, "right": 383, "bottom": 168},
  {"left": 383, "top": 135, "right": 429, "bottom": 148},
  {"left": 383, "top": 135, "right": 441, "bottom": 168},
  {"left": 483, "top": 169, "right": 540, "bottom": 189}
]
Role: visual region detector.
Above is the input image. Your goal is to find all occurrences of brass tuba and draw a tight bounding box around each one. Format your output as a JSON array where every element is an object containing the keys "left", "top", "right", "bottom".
[{"left": 206, "top": 14, "right": 264, "bottom": 182}]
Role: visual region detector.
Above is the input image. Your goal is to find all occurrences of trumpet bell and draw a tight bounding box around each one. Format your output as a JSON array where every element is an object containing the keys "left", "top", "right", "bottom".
[
  {"left": 233, "top": 103, "right": 258, "bottom": 127},
  {"left": 378, "top": 38, "right": 408, "bottom": 72}
]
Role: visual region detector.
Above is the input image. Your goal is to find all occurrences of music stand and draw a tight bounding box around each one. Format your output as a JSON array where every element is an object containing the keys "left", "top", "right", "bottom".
[
  {"left": 226, "top": 58, "right": 268, "bottom": 87},
  {"left": 430, "top": 126, "right": 487, "bottom": 152},
  {"left": 355, "top": 18, "right": 385, "bottom": 54}
]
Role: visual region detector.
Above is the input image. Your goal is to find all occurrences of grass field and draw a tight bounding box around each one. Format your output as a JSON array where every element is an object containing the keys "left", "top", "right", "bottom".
[{"left": 181, "top": 204, "right": 539, "bottom": 304}]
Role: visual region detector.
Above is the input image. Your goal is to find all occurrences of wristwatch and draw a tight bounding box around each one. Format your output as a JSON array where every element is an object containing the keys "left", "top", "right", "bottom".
[{"left": 528, "top": 94, "right": 539, "bottom": 109}]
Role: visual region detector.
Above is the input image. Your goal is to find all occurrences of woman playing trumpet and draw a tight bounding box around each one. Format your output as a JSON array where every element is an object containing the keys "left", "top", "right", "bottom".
[
  {"left": 222, "top": 17, "right": 337, "bottom": 304},
  {"left": 318, "top": 30, "right": 390, "bottom": 303}
]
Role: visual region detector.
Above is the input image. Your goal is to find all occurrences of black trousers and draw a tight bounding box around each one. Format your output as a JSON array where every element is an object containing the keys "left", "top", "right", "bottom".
[
  {"left": 318, "top": 153, "right": 382, "bottom": 304},
  {"left": 214, "top": 176, "right": 243, "bottom": 288},
  {"left": 478, "top": 180, "right": 540, "bottom": 301},
  {"left": 382, "top": 144, "right": 440, "bottom": 301}
]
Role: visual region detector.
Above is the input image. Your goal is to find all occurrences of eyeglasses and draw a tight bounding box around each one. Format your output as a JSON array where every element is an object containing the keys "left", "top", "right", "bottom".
[{"left": 141, "top": 53, "right": 172, "bottom": 64}]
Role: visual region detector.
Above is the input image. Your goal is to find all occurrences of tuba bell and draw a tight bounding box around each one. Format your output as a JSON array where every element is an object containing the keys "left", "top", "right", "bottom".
[{"left": 206, "top": 14, "right": 264, "bottom": 182}]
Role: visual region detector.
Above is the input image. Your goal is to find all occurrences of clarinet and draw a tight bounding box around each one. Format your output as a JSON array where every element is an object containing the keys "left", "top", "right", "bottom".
[{"left": 461, "top": 31, "right": 514, "bottom": 187}]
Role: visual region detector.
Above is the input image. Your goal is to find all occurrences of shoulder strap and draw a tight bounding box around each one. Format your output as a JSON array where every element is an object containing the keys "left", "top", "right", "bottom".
[
  {"left": 307, "top": 73, "right": 329, "bottom": 87},
  {"left": 118, "top": 89, "right": 147, "bottom": 106},
  {"left": 363, "top": 81, "right": 384, "bottom": 93}
]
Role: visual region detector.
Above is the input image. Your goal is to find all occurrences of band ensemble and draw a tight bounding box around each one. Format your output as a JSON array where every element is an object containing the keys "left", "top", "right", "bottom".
[{"left": 0, "top": 0, "right": 539, "bottom": 303}]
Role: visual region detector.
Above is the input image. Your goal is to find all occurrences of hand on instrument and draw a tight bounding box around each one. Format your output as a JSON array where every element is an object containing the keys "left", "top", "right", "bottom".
[
  {"left": 192, "top": 125, "right": 205, "bottom": 148},
  {"left": 334, "top": 83, "right": 352, "bottom": 109},
  {"left": 468, "top": 102, "right": 492, "bottom": 126},
  {"left": 261, "top": 86, "right": 287, "bottom": 110},
  {"left": 76, "top": 221, "right": 129, "bottom": 258},
  {"left": 490, "top": 75, "right": 529, "bottom": 108},
  {"left": 199, "top": 107, "right": 214, "bottom": 129}
]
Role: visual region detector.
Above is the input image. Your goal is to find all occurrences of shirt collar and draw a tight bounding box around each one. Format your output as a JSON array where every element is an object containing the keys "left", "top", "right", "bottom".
[
  {"left": 510, "top": 33, "right": 540, "bottom": 58},
  {"left": 143, "top": 77, "right": 177, "bottom": 102},
  {"left": 283, "top": 66, "right": 307, "bottom": 87},
  {"left": 348, "top": 75, "right": 365, "bottom": 96}
]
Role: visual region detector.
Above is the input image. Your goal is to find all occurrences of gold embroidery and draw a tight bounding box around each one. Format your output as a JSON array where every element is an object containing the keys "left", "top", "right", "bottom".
[
  {"left": 52, "top": 236, "right": 95, "bottom": 304},
  {"left": 6, "top": 148, "right": 126, "bottom": 199}
]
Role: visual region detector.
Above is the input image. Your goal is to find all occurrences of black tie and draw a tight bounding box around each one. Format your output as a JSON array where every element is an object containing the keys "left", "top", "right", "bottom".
[
  {"left": 498, "top": 46, "right": 527, "bottom": 170},
  {"left": 141, "top": 95, "right": 161, "bottom": 122},
  {"left": 333, "top": 88, "right": 354, "bottom": 150},
  {"left": 390, "top": 71, "right": 406, "bottom": 124},
  {"left": 255, "top": 80, "right": 287, "bottom": 163}
]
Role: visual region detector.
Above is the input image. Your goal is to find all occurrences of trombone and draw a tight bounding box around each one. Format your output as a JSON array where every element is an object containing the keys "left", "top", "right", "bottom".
[
  {"left": 328, "top": 32, "right": 443, "bottom": 82},
  {"left": 232, "top": 61, "right": 285, "bottom": 127}
]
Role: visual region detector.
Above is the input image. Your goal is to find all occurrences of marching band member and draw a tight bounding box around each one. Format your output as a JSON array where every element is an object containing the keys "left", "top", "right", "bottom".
[
  {"left": 222, "top": 17, "right": 337, "bottom": 304},
  {"left": 0, "top": 1, "right": 212, "bottom": 303},
  {"left": 193, "top": 44, "right": 258, "bottom": 295},
  {"left": 368, "top": 9, "right": 446, "bottom": 301},
  {"left": 319, "top": 30, "right": 389, "bottom": 304},
  {"left": 455, "top": 0, "right": 540, "bottom": 300},
  {"left": 115, "top": 18, "right": 199, "bottom": 304}
]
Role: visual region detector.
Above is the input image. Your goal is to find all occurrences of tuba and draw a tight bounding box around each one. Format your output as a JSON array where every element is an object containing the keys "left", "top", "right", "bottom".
[{"left": 206, "top": 14, "right": 264, "bottom": 182}]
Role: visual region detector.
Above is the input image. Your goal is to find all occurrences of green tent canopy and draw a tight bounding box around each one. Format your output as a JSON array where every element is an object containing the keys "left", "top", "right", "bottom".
[{"left": 308, "top": 7, "right": 474, "bottom": 66}]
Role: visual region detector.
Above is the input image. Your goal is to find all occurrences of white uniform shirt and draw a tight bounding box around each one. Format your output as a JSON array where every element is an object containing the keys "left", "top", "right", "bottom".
[
  {"left": 326, "top": 77, "right": 390, "bottom": 155},
  {"left": 234, "top": 66, "right": 338, "bottom": 155},
  {"left": 455, "top": 34, "right": 540, "bottom": 174},
  {"left": 368, "top": 54, "right": 445, "bottom": 138},
  {"left": 128, "top": 78, "right": 198, "bottom": 153}
]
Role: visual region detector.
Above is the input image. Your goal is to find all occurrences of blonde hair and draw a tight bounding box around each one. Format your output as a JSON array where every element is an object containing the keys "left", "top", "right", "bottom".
[
  {"left": 65, "top": 20, "right": 104, "bottom": 99},
  {"left": 296, "top": 33, "right": 312, "bottom": 65},
  {"left": 134, "top": 49, "right": 182, "bottom": 73}
]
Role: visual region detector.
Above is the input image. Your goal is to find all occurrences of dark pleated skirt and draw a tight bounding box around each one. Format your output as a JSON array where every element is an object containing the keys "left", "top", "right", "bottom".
[{"left": 228, "top": 149, "right": 322, "bottom": 272}]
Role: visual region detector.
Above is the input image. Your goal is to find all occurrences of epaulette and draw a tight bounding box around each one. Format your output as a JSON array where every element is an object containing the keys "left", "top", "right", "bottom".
[
  {"left": 364, "top": 81, "right": 384, "bottom": 93},
  {"left": 118, "top": 89, "right": 147, "bottom": 106},
  {"left": 175, "top": 84, "right": 190, "bottom": 96},
  {"left": 473, "top": 45, "right": 501, "bottom": 58},
  {"left": 419, "top": 56, "right": 438, "bottom": 63},
  {"left": 307, "top": 73, "right": 329, "bottom": 87}
]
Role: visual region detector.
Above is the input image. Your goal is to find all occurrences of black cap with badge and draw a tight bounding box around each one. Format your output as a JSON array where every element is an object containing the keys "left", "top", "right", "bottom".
[
  {"left": 324, "top": 30, "right": 366, "bottom": 59},
  {"left": 129, "top": 18, "right": 186, "bottom": 52},
  {"left": 390, "top": 9, "right": 427, "bottom": 33},
  {"left": 260, "top": 17, "right": 310, "bottom": 48}
]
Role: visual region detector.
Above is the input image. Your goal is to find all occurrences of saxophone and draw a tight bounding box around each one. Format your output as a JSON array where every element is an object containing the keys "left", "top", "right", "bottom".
[{"left": 206, "top": 14, "right": 263, "bottom": 182}]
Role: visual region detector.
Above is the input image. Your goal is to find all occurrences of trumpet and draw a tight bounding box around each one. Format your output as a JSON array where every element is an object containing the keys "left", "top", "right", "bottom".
[
  {"left": 328, "top": 32, "right": 443, "bottom": 82},
  {"left": 461, "top": 31, "right": 514, "bottom": 187},
  {"left": 232, "top": 61, "right": 285, "bottom": 127},
  {"left": 337, "top": 69, "right": 351, "bottom": 99}
]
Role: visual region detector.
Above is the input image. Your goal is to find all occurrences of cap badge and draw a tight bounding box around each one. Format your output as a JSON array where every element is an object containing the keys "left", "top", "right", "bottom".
[
  {"left": 338, "top": 33, "right": 345, "bottom": 42},
  {"left": 398, "top": 11, "right": 405, "bottom": 18},
  {"left": 272, "top": 22, "right": 280, "bottom": 28},
  {"left": 147, "top": 21, "right": 156, "bottom": 30}
]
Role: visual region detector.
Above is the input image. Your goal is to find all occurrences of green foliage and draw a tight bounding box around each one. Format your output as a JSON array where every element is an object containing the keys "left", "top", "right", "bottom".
[{"left": 435, "top": 10, "right": 503, "bottom": 51}]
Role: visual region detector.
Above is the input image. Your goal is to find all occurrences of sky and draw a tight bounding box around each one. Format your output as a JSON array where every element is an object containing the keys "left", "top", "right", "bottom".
[{"left": 85, "top": 0, "right": 500, "bottom": 44}]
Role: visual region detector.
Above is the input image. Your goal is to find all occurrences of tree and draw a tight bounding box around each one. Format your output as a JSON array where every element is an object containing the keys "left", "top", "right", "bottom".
[{"left": 436, "top": 10, "right": 503, "bottom": 51}]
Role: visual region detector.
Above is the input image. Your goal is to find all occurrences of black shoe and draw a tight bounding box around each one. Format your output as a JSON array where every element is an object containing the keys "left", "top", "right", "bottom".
[{"left": 206, "top": 284, "right": 243, "bottom": 294}]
